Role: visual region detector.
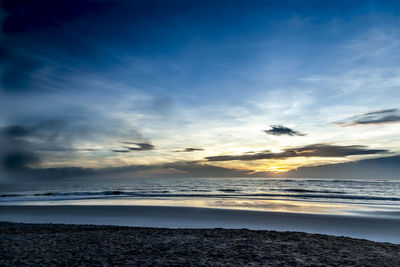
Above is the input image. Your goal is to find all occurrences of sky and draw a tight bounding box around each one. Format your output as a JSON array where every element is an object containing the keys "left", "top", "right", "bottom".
[{"left": 1, "top": 0, "right": 400, "bottom": 180}]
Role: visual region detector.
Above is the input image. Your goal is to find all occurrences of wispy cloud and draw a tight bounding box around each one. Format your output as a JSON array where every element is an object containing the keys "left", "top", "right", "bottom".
[
  {"left": 173, "top": 147, "right": 204, "bottom": 152},
  {"left": 263, "top": 125, "right": 306, "bottom": 136},
  {"left": 206, "top": 143, "right": 388, "bottom": 162},
  {"left": 0, "top": 120, "right": 147, "bottom": 175},
  {"left": 111, "top": 149, "right": 131, "bottom": 153},
  {"left": 335, "top": 109, "right": 400, "bottom": 126}
]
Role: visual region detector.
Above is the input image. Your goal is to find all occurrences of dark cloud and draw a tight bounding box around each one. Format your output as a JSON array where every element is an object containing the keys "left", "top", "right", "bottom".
[
  {"left": 264, "top": 125, "right": 306, "bottom": 136},
  {"left": 161, "top": 161, "right": 249, "bottom": 177},
  {"left": 3, "top": 125, "right": 32, "bottom": 137},
  {"left": 112, "top": 142, "right": 155, "bottom": 153},
  {"left": 12, "top": 161, "right": 251, "bottom": 180},
  {"left": 2, "top": 152, "right": 40, "bottom": 171},
  {"left": 281, "top": 155, "right": 400, "bottom": 179},
  {"left": 174, "top": 147, "right": 204, "bottom": 152},
  {"left": 0, "top": 122, "right": 71, "bottom": 174},
  {"left": 111, "top": 149, "right": 130, "bottom": 153},
  {"left": 0, "top": 119, "right": 125, "bottom": 175},
  {"left": 7, "top": 154, "right": 400, "bottom": 180},
  {"left": 121, "top": 142, "right": 155, "bottom": 151},
  {"left": 9, "top": 155, "right": 400, "bottom": 180},
  {"left": 1, "top": 120, "right": 78, "bottom": 154},
  {"left": 335, "top": 109, "right": 400, "bottom": 126},
  {"left": 0, "top": 117, "right": 149, "bottom": 180},
  {"left": 0, "top": 125, "right": 41, "bottom": 174},
  {"left": 26, "top": 166, "right": 97, "bottom": 179},
  {"left": 206, "top": 143, "right": 388, "bottom": 162}
]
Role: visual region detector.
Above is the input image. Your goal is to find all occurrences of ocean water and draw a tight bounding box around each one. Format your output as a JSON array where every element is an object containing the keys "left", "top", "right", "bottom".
[{"left": 1, "top": 177, "right": 400, "bottom": 217}]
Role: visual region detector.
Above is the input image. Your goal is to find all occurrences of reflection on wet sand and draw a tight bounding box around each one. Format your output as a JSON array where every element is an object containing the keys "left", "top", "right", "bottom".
[{"left": 20, "top": 197, "right": 400, "bottom": 218}]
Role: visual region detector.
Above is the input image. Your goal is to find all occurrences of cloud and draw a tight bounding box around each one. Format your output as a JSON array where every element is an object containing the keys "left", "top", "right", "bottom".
[
  {"left": 1, "top": 120, "right": 87, "bottom": 154},
  {"left": 173, "top": 147, "right": 204, "bottom": 152},
  {"left": 205, "top": 143, "right": 388, "bottom": 162},
  {"left": 335, "top": 109, "right": 400, "bottom": 126},
  {"left": 8, "top": 155, "right": 400, "bottom": 180},
  {"left": 281, "top": 155, "right": 400, "bottom": 179},
  {"left": 0, "top": 121, "right": 77, "bottom": 174},
  {"left": 10, "top": 161, "right": 251, "bottom": 180},
  {"left": 3, "top": 125, "right": 33, "bottom": 138},
  {"left": 0, "top": 119, "right": 147, "bottom": 177},
  {"left": 263, "top": 125, "right": 306, "bottom": 136},
  {"left": 120, "top": 142, "right": 155, "bottom": 151},
  {"left": 111, "top": 149, "right": 130, "bottom": 153},
  {"left": 2, "top": 152, "right": 41, "bottom": 171},
  {"left": 0, "top": 125, "right": 41, "bottom": 174}
]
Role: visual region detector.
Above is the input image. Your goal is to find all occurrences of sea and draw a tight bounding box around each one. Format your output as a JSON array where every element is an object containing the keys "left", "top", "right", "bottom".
[{"left": 1, "top": 177, "right": 400, "bottom": 218}]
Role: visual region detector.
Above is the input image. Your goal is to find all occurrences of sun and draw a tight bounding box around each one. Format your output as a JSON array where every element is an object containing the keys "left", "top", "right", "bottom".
[{"left": 264, "top": 165, "right": 291, "bottom": 173}]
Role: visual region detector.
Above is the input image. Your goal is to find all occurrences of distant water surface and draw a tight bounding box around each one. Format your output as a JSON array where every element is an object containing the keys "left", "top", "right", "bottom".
[{"left": 1, "top": 177, "right": 400, "bottom": 217}]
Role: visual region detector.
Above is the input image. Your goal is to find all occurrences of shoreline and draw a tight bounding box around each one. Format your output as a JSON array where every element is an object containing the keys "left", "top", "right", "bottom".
[
  {"left": 1, "top": 221, "right": 400, "bottom": 266},
  {"left": 1, "top": 205, "right": 400, "bottom": 244}
]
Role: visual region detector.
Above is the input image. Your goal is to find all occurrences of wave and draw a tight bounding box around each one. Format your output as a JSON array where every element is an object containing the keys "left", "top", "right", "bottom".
[
  {"left": 1, "top": 190, "right": 400, "bottom": 202},
  {"left": 218, "top": 189, "right": 238, "bottom": 192},
  {"left": 278, "top": 189, "right": 345, "bottom": 194}
]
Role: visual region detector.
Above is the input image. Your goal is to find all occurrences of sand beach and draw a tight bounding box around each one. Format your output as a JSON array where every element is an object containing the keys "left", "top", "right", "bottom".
[
  {"left": 1, "top": 205, "right": 400, "bottom": 266},
  {"left": 1, "top": 221, "right": 400, "bottom": 266}
]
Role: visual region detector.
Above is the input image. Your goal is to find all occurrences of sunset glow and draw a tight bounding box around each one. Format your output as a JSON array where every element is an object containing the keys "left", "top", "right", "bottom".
[{"left": 0, "top": 0, "right": 399, "bottom": 180}]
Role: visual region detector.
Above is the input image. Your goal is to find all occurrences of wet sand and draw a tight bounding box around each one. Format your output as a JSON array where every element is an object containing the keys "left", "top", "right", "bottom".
[{"left": 1, "top": 205, "right": 400, "bottom": 244}]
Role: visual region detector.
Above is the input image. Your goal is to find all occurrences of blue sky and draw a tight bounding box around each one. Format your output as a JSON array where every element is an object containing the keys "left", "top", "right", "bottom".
[{"left": 0, "top": 0, "right": 399, "bottom": 178}]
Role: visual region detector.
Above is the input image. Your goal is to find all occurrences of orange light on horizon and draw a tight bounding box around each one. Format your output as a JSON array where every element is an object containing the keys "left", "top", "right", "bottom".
[
  {"left": 206, "top": 156, "right": 356, "bottom": 175},
  {"left": 263, "top": 166, "right": 291, "bottom": 173}
]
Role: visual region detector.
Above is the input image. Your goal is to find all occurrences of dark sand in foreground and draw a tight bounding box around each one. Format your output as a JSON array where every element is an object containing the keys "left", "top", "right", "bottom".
[{"left": 1, "top": 222, "right": 400, "bottom": 266}]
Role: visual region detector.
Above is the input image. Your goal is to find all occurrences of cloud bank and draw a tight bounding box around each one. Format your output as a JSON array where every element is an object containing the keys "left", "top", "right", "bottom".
[
  {"left": 4, "top": 155, "right": 400, "bottom": 180},
  {"left": 281, "top": 155, "right": 400, "bottom": 179},
  {"left": 206, "top": 144, "right": 388, "bottom": 162},
  {"left": 8, "top": 161, "right": 251, "bottom": 180}
]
